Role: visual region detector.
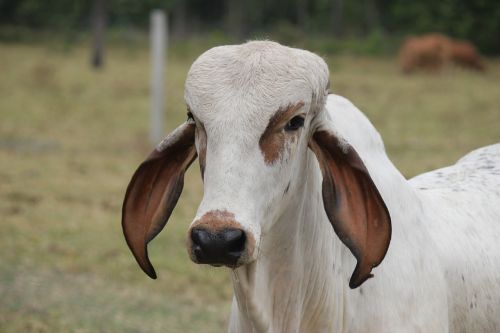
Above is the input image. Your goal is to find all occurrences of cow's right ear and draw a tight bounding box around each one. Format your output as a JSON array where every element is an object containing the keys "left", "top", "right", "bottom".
[
  {"left": 308, "top": 128, "right": 391, "bottom": 289},
  {"left": 122, "top": 121, "right": 197, "bottom": 279}
]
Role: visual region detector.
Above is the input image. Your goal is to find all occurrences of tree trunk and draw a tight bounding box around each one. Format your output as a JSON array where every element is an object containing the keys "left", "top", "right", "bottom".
[
  {"left": 172, "top": 0, "right": 187, "bottom": 38},
  {"left": 297, "top": 0, "right": 308, "bottom": 31},
  {"left": 363, "top": 0, "right": 379, "bottom": 35},
  {"left": 225, "top": 0, "right": 247, "bottom": 39},
  {"left": 91, "top": 0, "right": 107, "bottom": 69},
  {"left": 331, "top": 0, "right": 343, "bottom": 37}
]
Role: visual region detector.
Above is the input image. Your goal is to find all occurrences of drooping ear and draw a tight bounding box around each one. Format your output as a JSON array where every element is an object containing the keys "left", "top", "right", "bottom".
[
  {"left": 309, "top": 130, "right": 391, "bottom": 289},
  {"left": 122, "top": 122, "right": 197, "bottom": 279}
]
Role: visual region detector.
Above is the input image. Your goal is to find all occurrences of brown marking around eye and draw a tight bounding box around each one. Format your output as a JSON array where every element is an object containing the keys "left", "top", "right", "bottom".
[{"left": 259, "top": 101, "right": 305, "bottom": 165}]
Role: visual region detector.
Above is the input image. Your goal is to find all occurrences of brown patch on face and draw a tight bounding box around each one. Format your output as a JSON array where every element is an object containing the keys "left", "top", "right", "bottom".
[
  {"left": 188, "top": 209, "right": 256, "bottom": 264},
  {"left": 259, "top": 101, "right": 305, "bottom": 165}
]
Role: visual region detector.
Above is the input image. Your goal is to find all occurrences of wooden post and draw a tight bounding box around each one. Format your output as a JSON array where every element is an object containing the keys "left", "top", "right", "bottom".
[{"left": 150, "top": 10, "right": 168, "bottom": 145}]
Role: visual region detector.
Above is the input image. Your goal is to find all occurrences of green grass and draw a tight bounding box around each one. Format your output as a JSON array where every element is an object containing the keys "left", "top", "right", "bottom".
[{"left": 0, "top": 41, "right": 499, "bottom": 332}]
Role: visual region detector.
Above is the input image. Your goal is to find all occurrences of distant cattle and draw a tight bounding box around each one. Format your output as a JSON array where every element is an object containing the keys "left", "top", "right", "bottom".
[
  {"left": 399, "top": 34, "right": 485, "bottom": 73},
  {"left": 399, "top": 34, "right": 450, "bottom": 73},
  {"left": 450, "top": 40, "right": 485, "bottom": 71}
]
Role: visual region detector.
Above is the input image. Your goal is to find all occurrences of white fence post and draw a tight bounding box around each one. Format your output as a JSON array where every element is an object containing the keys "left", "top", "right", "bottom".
[{"left": 150, "top": 10, "right": 168, "bottom": 145}]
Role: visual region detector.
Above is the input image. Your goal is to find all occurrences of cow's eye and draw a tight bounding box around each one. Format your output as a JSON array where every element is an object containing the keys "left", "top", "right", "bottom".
[
  {"left": 285, "top": 116, "right": 305, "bottom": 131},
  {"left": 187, "top": 111, "right": 195, "bottom": 123}
]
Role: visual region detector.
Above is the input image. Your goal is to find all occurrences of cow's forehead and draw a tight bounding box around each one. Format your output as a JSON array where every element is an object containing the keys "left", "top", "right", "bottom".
[{"left": 184, "top": 41, "right": 329, "bottom": 127}]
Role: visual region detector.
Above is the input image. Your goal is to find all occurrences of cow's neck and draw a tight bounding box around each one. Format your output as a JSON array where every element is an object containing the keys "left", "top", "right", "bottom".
[{"left": 229, "top": 152, "right": 349, "bottom": 333}]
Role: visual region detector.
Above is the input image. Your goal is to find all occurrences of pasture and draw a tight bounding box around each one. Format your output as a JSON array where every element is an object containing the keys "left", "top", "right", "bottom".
[{"left": 0, "top": 41, "right": 499, "bottom": 332}]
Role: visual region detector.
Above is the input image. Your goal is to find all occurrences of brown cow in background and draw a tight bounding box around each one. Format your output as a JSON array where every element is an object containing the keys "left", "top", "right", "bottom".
[
  {"left": 399, "top": 34, "right": 485, "bottom": 73},
  {"left": 399, "top": 34, "right": 450, "bottom": 73},
  {"left": 450, "top": 40, "right": 485, "bottom": 71}
]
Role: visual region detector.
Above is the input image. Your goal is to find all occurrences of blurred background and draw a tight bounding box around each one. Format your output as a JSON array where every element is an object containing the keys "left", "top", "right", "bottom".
[{"left": 0, "top": 1, "right": 499, "bottom": 332}]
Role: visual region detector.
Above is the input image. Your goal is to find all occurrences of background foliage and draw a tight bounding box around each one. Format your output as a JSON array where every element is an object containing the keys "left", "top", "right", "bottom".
[{"left": 1, "top": 0, "right": 500, "bottom": 54}]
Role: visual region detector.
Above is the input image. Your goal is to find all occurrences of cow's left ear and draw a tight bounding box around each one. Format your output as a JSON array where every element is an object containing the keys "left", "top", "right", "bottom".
[
  {"left": 122, "top": 121, "right": 197, "bottom": 279},
  {"left": 309, "top": 129, "right": 391, "bottom": 289}
]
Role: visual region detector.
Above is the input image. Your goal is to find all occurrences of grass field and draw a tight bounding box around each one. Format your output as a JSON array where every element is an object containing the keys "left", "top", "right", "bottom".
[{"left": 0, "top": 40, "right": 499, "bottom": 332}]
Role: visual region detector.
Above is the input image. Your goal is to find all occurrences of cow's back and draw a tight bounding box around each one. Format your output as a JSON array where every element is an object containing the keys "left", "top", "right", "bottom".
[{"left": 410, "top": 144, "right": 500, "bottom": 332}]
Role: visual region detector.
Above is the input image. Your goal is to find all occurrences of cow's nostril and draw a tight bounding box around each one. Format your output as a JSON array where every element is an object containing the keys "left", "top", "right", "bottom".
[
  {"left": 191, "top": 228, "right": 211, "bottom": 248},
  {"left": 224, "top": 229, "right": 246, "bottom": 253},
  {"left": 190, "top": 228, "right": 246, "bottom": 266}
]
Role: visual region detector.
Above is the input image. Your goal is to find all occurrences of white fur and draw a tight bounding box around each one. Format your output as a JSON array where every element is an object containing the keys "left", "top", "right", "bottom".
[{"left": 183, "top": 41, "right": 500, "bottom": 333}]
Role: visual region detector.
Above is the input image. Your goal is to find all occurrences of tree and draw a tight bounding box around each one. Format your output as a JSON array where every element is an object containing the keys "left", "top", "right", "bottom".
[
  {"left": 331, "top": 0, "right": 344, "bottom": 37},
  {"left": 363, "top": 0, "right": 379, "bottom": 35},
  {"left": 172, "top": 0, "right": 188, "bottom": 38},
  {"left": 225, "top": 0, "right": 248, "bottom": 39},
  {"left": 91, "top": 0, "right": 107, "bottom": 68},
  {"left": 296, "top": 0, "right": 309, "bottom": 31}
]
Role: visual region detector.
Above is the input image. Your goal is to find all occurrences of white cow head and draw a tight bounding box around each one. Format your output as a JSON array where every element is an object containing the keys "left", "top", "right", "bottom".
[{"left": 122, "top": 41, "right": 391, "bottom": 289}]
